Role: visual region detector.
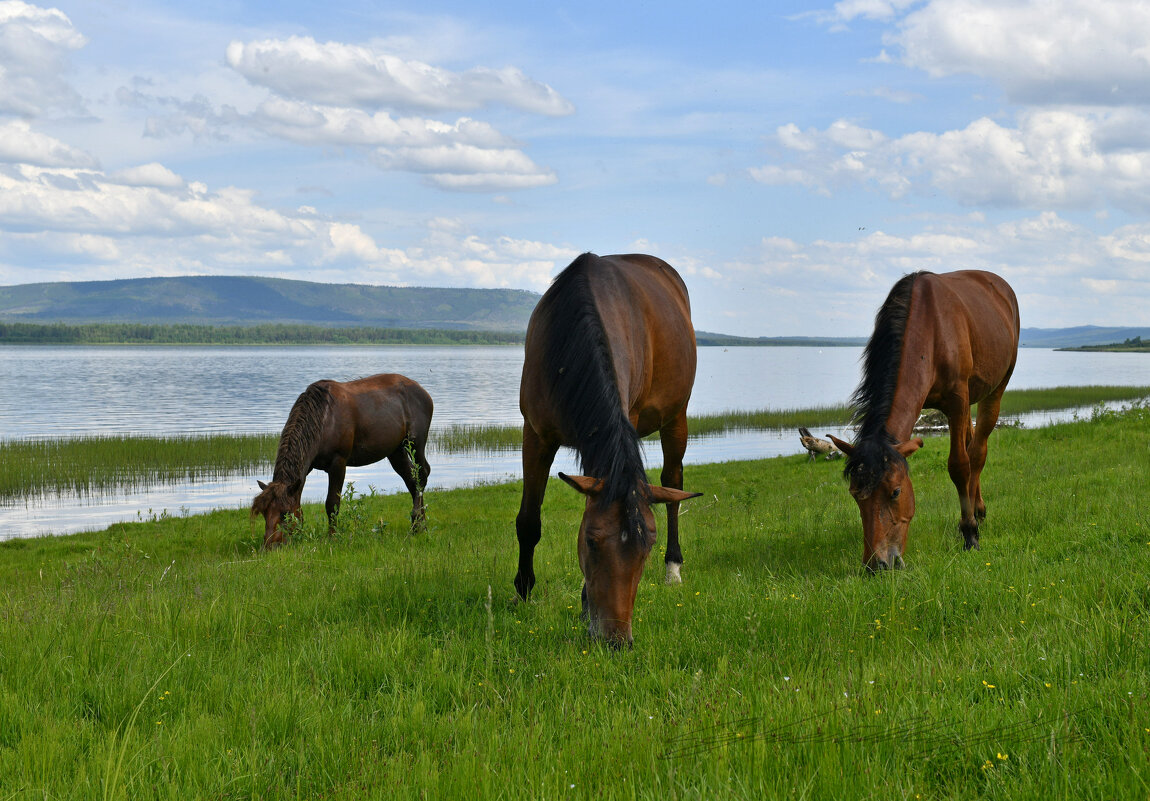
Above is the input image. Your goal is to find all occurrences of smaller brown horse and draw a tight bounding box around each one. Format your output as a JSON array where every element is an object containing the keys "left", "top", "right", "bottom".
[
  {"left": 252, "top": 373, "right": 433, "bottom": 547},
  {"left": 830, "top": 270, "right": 1019, "bottom": 571}
]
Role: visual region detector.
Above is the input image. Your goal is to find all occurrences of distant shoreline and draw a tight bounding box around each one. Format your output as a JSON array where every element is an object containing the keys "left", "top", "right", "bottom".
[
  {"left": 1056, "top": 338, "right": 1150, "bottom": 353},
  {"left": 0, "top": 321, "right": 873, "bottom": 347},
  {"left": 0, "top": 322, "right": 524, "bottom": 347}
]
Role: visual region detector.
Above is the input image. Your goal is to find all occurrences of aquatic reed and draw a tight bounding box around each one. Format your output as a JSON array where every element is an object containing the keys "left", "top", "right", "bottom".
[{"left": 3, "top": 385, "right": 1146, "bottom": 500}]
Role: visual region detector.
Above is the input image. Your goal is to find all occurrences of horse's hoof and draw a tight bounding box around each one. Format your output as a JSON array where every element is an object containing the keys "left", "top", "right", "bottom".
[
  {"left": 664, "top": 562, "right": 682, "bottom": 585},
  {"left": 960, "top": 522, "right": 980, "bottom": 550}
]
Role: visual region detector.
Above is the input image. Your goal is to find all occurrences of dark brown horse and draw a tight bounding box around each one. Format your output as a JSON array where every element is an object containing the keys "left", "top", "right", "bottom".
[
  {"left": 252, "top": 373, "right": 433, "bottom": 547},
  {"left": 829, "top": 270, "right": 1019, "bottom": 571},
  {"left": 515, "top": 252, "right": 701, "bottom": 647}
]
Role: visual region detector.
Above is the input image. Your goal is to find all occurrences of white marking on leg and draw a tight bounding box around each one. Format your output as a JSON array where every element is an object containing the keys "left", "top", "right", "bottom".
[{"left": 665, "top": 562, "right": 682, "bottom": 585}]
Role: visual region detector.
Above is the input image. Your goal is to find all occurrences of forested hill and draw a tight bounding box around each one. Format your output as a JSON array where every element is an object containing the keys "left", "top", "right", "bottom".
[{"left": 0, "top": 275, "right": 540, "bottom": 331}]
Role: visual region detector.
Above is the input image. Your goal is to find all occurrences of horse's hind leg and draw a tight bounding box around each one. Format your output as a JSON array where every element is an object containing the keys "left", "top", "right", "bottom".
[
  {"left": 389, "top": 437, "right": 430, "bottom": 530},
  {"left": 942, "top": 398, "right": 979, "bottom": 550},
  {"left": 659, "top": 409, "right": 689, "bottom": 584},
  {"left": 970, "top": 383, "right": 1008, "bottom": 524},
  {"left": 515, "top": 423, "right": 558, "bottom": 600},
  {"left": 325, "top": 460, "right": 347, "bottom": 534}
]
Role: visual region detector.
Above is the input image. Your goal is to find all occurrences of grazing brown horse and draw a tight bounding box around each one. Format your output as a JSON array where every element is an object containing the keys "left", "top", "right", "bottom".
[
  {"left": 515, "top": 252, "right": 701, "bottom": 647},
  {"left": 252, "top": 373, "right": 433, "bottom": 547},
  {"left": 829, "top": 270, "right": 1019, "bottom": 572}
]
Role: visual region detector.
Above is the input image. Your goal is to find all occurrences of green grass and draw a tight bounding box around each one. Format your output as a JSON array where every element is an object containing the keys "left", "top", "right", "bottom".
[
  {"left": 4, "top": 385, "right": 1148, "bottom": 499},
  {"left": 0, "top": 402, "right": 1147, "bottom": 798}
]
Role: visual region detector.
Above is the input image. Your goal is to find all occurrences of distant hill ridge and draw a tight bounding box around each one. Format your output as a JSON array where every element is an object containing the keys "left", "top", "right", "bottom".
[
  {"left": 0, "top": 275, "right": 540, "bottom": 331},
  {"left": 1, "top": 276, "right": 1147, "bottom": 346}
]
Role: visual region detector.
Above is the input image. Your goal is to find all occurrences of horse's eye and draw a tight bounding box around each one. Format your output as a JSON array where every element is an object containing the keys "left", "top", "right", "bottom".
[{"left": 890, "top": 487, "right": 902, "bottom": 500}]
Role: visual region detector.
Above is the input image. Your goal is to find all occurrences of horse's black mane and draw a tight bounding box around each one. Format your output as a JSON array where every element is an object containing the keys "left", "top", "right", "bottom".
[
  {"left": 845, "top": 271, "right": 929, "bottom": 496},
  {"left": 542, "top": 253, "right": 649, "bottom": 540},
  {"left": 272, "top": 381, "right": 333, "bottom": 485}
]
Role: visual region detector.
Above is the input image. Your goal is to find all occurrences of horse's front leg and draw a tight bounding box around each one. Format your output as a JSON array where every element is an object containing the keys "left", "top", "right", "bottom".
[
  {"left": 943, "top": 402, "right": 978, "bottom": 549},
  {"left": 325, "top": 460, "right": 347, "bottom": 534},
  {"left": 659, "top": 409, "right": 690, "bottom": 584},
  {"left": 514, "top": 424, "right": 558, "bottom": 600}
]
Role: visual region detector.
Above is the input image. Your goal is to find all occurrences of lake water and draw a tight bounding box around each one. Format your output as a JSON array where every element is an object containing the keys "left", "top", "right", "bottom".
[{"left": 3, "top": 345, "right": 1149, "bottom": 540}]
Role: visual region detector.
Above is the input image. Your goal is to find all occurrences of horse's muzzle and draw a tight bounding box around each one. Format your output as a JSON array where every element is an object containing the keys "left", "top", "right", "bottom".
[{"left": 866, "top": 553, "right": 906, "bottom": 573}]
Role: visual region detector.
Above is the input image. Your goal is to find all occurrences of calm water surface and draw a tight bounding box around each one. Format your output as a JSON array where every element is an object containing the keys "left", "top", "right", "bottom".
[{"left": 2, "top": 345, "right": 1149, "bottom": 539}]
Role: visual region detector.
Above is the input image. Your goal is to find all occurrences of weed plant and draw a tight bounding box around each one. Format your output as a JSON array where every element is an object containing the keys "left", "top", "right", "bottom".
[{"left": 0, "top": 403, "right": 1147, "bottom": 798}]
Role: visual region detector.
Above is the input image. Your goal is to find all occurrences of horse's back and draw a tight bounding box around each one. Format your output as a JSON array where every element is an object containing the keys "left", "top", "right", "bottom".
[
  {"left": 326, "top": 374, "right": 433, "bottom": 465},
  {"left": 521, "top": 253, "right": 695, "bottom": 440},
  {"left": 915, "top": 270, "right": 1019, "bottom": 399}
]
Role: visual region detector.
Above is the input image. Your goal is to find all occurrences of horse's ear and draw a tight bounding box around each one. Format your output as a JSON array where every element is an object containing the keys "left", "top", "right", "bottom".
[
  {"left": 558, "top": 473, "right": 604, "bottom": 496},
  {"left": 896, "top": 438, "right": 924, "bottom": 458},
  {"left": 647, "top": 485, "right": 703, "bottom": 505},
  {"left": 829, "top": 435, "right": 854, "bottom": 456},
  {"left": 257, "top": 480, "right": 268, "bottom": 491}
]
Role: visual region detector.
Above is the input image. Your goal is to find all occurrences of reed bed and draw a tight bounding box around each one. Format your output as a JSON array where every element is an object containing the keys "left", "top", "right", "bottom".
[
  {"left": 431, "top": 422, "right": 523, "bottom": 452},
  {"left": 4, "top": 385, "right": 1147, "bottom": 500},
  {"left": 993, "top": 384, "right": 1150, "bottom": 415},
  {"left": 0, "top": 433, "right": 277, "bottom": 499}
]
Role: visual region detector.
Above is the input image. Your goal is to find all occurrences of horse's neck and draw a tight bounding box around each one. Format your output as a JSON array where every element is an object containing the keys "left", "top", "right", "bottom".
[
  {"left": 272, "top": 426, "right": 320, "bottom": 485},
  {"left": 884, "top": 343, "right": 934, "bottom": 442}
]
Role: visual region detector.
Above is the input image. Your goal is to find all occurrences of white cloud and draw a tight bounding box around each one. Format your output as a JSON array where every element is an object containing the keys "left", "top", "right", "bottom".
[
  {"left": 700, "top": 210, "right": 1150, "bottom": 332},
  {"left": 0, "top": 119, "right": 96, "bottom": 166},
  {"left": 0, "top": 0, "right": 87, "bottom": 117},
  {"left": 225, "top": 36, "right": 575, "bottom": 116},
  {"left": 122, "top": 39, "right": 563, "bottom": 192},
  {"left": 0, "top": 156, "right": 576, "bottom": 290},
  {"left": 107, "top": 162, "right": 184, "bottom": 188},
  {"left": 249, "top": 98, "right": 513, "bottom": 149},
  {"left": 751, "top": 111, "right": 1150, "bottom": 211},
  {"left": 891, "top": 0, "right": 1150, "bottom": 105},
  {"left": 242, "top": 97, "right": 557, "bottom": 190}
]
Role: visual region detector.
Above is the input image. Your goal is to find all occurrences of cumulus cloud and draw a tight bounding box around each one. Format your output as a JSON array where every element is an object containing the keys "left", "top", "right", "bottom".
[
  {"left": 0, "top": 156, "right": 575, "bottom": 289},
  {"left": 121, "top": 36, "right": 566, "bottom": 192},
  {"left": 752, "top": 111, "right": 1150, "bottom": 211},
  {"left": 226, "top": 36, "right": 574, "bottom": 116},
  {"left": 107, "top": 162, "right": 185, "bottom": 188},
  {"left": 133, "top": 92, "right": 560, "bottom": 192},
  {"left": 706, "top": 210, "right": 1150, "bottom": 332},
  {"left": 0, "top": 119, "right": 96, "bottom": 167},
  {"left": 0, "top": 0, "right": 87, "bottom": 117},
  {"left": 889, "top": 0, "right": 1150, "bottom": 106}
]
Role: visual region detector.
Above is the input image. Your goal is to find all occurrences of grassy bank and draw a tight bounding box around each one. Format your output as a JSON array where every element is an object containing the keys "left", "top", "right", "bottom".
[
  {"left": 0, "top": 402, "right": 1147, "bottom": 798},
  {"left": 3, "top": 385, "right": 1148, "bottom": 499}
]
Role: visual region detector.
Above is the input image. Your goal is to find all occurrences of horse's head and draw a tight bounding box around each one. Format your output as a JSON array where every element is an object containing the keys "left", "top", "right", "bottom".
[
  {"left": 559, "top": 472, "right": 701, "bottom": 648},
  {"left": 829, "top": 435, "right": 922, "bottom": 572},
  {"left": 252, "top": 479, "right": 303, "bottom": 548}
]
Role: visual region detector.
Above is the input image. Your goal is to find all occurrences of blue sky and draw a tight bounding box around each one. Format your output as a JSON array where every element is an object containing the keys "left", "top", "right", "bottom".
[{"left": 2, "top": 0, "right": 1150, "bottom": 336}]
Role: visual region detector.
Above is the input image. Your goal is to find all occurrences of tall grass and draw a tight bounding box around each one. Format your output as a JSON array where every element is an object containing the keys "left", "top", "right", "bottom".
[
  {"left": 0, "top": 403, "right": 1146, "bottom": 798},
  {"left": 4, "top": 385, "right": 1147, "bottom": 499},
  {"left": 993, "top": 384, "right": 1150, "bottom": 415},
  {"left": 0, "top": 433, "right": 278, "bottom": 499}
]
